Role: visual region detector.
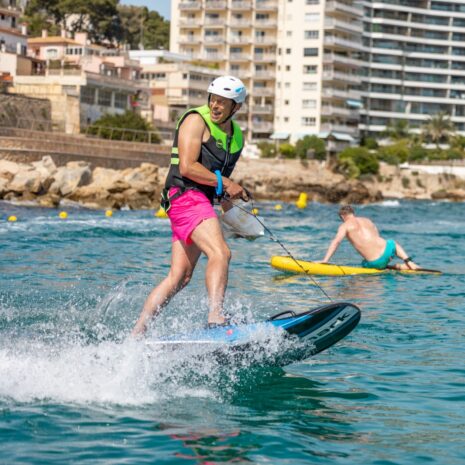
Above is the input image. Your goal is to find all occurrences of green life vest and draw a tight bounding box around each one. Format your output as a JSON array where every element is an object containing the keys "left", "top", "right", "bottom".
[{"left": 164, "top": 104, "right": 244, "bottom": 204}]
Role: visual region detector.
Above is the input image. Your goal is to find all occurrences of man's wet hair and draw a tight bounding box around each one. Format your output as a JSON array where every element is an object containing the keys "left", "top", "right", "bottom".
[{"left": 339, "top": 205, "right": 355, "bottom": 216}]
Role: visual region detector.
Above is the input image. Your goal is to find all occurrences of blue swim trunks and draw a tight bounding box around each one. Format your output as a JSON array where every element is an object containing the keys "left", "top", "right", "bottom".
[{"left": 362, "top": 239, "right": 396, "bottom": 269}]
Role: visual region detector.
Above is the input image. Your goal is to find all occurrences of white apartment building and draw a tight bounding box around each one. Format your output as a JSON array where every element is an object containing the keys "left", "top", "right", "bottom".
[
  {"left": 171, "top": 0, "right": 465, "bottom": 145},
  {"left": 129, "top": 49, "right": 221, "bottom": 126},
  {"left": 171, "top": 0, "right": 278, "bottom": 141},
  {"left": 361, "top": 0, "right": 465, "bottom": 137},
  {"left": 275, "top": 0, "right": 363, "bottom": 144}
]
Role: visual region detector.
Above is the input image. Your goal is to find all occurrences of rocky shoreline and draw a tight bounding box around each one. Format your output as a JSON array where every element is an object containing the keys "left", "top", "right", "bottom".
[{"left": 0, "top": 156, "right": 464, "bottom": 210}]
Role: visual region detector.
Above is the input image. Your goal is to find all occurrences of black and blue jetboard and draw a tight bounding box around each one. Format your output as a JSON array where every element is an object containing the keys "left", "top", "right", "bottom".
[{"left": 147, "top": 302, "right": 361, "bottom": 367}]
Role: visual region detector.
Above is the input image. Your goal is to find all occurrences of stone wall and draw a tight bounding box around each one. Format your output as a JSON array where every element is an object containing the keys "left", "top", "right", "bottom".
[{"left": 0, "top": 93, "right": 51, "bottom": 128}]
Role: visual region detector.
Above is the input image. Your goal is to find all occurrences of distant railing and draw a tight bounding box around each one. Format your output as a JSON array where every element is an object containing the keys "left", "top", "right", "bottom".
[
  {"left": 11, "top": 117, "right": 171, "bottom": 144},
  {"left": 83, "top": 124, "right": 163, "bottom": 144}
]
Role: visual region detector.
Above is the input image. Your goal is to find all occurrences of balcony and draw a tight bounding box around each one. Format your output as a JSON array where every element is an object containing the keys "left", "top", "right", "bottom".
[
  {"left": 230, "top": 1, "right": 252, "bottom": 10},
  {"left": 254, "top": 19, "right": 277, "bottom": 28},
  {"left": 323, "top": 52, "right": 363, "bottom": 67},
  {"left": 255, "top": 1, "right": 278, "bottom": 11},
  {"left": 204, "top": 17, "right": 226, "bottom": 27},
  {"left": 230, "top": 53, "right": 251, "bottom": 61},
  {"left": 229, "top": 18, "right": 250, "bottom": 27},
  {"left": 252, "top": 87, "right": 275, "bottom": 96},
  {"left": 321, "top": 122, "right": 358, "bottom": 134},
  {"left": 324, "top": 18, "right": 362, "bottom": 34},
  {"left": 325, "top": 1, "right": 362, "bottom": 18},
  {"left": 251, "top": 104, "right": 273, "bottom": 114},
  {"left": 229, "top": 35, "right": 252, "bottom": 44},
  {"left": 254, "top": 70, "right": 276, "bottom": 79},
  {"left": 201, "top": 53, "right": 225, "bottom": 61},
  {"left": 251, "top": 121, "right": 274, "bottom": 132},
  {"left": 179, "top": 18, "right": 201, "bottom": 27},
  {"left": 179, "top": 1, "right": 201, "bottom": 9},
  {"left": 254, "top": 36, "right": 277, "bottom": 46},
  {"left": 204, "top": 35, "right": 225, "bottom": 44},
  {"left": 205, "top": 1, "right": 227, "bottom": 9},
  {"left": 322, "top": 87, "right": 361, "bottom": 100},
  {"left": 253, "top": 53, "right": 276, "bottom": 62},
  {"left": 322, "top": 70, "right": 360, "bottom": 84},
  {"left": 321, "top": 105, "right": 358, "bottom": 117},
  {"left": 179, "top": 35, "right": 201, "bottom": 44},
  {"left": 324, "top": 35, "right": 362, "bottom": 51}
]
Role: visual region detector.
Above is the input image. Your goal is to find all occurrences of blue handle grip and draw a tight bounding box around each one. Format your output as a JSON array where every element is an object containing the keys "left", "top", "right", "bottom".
[{"left": 214, "top": 170, "right": 223, "bottom": 196}]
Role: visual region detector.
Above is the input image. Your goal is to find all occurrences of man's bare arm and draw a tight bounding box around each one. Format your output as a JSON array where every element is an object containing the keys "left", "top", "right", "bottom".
[
  {"left": 321, "top": 224, "right": 347, "bottom": 263},
  {"left": 178, "top": 114, "right": 244, "bottom": 198}
]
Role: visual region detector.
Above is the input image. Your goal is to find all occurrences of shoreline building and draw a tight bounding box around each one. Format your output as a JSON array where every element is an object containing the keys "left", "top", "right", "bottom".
[
  {"left": 171, "top": 0, "right": 465, "bottom": 145},
  {"left": 170, "top": 0, "right": 278, "bottom": 141},
  {"left": 361, "top": 0, "right": 465, "bottom": 137},
  {"left": 0, "top": 0, "right": 41, "bottom": 78},
  {"left": 129, "top": 49, "right": 221, "bottom": 127},
  {"left": 10, "top": 30, "right": 149, "bottom": 133},
  {"left": 170, "top": 0, "right": 362, "bottom": 145}
]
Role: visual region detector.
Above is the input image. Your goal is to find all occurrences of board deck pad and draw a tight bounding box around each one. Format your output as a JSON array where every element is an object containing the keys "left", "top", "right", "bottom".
[{"left": 146, "top": 302, "right": 361, "bottom": 367}]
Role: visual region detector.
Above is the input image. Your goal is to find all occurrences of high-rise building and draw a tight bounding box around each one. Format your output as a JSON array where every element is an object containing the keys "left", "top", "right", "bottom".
[
  {"left": 171, "top": 0, "right": 278, "bottom": 141},
  {"left": 171, "top": 0, "right": 465, "bottom": 145},
  {"left": 361, "top": 0, "right": 465, "bottom": 137}
]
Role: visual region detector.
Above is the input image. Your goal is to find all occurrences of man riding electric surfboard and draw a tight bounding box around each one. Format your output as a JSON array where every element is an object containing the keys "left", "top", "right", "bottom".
[{"left": 132, "top": 76, "right": 248, "bottom": 336}]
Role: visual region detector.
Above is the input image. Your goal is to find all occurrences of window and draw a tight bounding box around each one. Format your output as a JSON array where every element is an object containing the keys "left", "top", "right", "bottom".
[
  {"left": 304, "top": 30, "right": 319, "bottom": 39},
  {"left": 284, "top": 117, "right": 289, "bottom": 122},
  {"left": 115, "top": 93, "right": 128, "bottom": 109},
  {"left": 80, "top": 86, "right": 96, "bottom": 105},
  {"left": 305, "top": 13, "right": 319, "bottom": 22},
  {"left": 303, "top": 82, "right": 317, "bottom": 91},
  {"left": 287, "top": 31, "right": 292, "bottom": 37},
  {"left": 303, "top": 65, "right": 317, "bottom": 74},
  {"left": 304, "top": 48, "right": 318, "bottom": 57},
  {"left": 303, "top": 99, "right": 316, "bottom": 108},
  {"left": 285, "top": 99, "right": 289, "bottom": 105},
  {"left": 302, "top": 117, "right": 316, "bottom": 126},
  {"left": 285, "top": 65, "right": 291, "bottom": 71},
  {"left": 286, "top": 48, "right": 291, "bottom": 54},
  {"left": 285, "top": 82, "right": 290, "bottom": 88},
  {"left": 98, "top": 89, "right": 112, "bottom": 107},
  {"left": 46, "top": 48, "right": 58, "bottom": 58},
  {"left": 306, "top": 0, "right": 319, "bottom": 3}
]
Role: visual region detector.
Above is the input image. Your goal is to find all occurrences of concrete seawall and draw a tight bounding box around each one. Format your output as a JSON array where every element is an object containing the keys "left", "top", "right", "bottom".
[{"left": 0, "top": 127, "right": 171, "bottom": 169}]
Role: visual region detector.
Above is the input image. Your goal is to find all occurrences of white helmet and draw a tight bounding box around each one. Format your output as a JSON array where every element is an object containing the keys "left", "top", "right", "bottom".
[{"left": 208, "top": 75, "right": 247, "bottom": 103}]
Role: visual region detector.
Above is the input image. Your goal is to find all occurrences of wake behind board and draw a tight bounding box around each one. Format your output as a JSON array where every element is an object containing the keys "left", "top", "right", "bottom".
[
  {"left": 271, "top": 255, "right": 442, "bottom": 276},
  {"left": 146, "top": 302, "right": 361, "bottom": 367}
]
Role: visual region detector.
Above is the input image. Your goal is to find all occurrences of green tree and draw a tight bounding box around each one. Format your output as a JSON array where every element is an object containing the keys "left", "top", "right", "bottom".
[
  {"left": 118, "top": 5, "right": 169, "bottom": 49},
  {"left": 87, "top": 110, "right": 160, "bottom": 143},
  {"left": 376, "top": 140, "right": 409, "bottom": 165},
  {"left": 337, "top": 147, "right": 379, "bottom": 178},
  {"left": 24, "top": 0, "right": 122, "bottom": 43},
  {"left": 421, "top": 112, "right": 455, "bottom": 147},
  {"left": 257, "top": 141, "right": 276, "bottom": 158},
  {"left": 294, "top": 135, "right": 326, "bottom": 160},
  {"left": 279, "top": 143, "right": 296, "bottom": 158},
  {"left": 382, "top": 119, "right": 410, "bottom": 141}
]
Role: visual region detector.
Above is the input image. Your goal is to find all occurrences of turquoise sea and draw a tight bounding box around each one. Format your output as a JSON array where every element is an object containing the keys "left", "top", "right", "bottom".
[{"left": 1, "top": 199, "right": 464, "bottom": 464}]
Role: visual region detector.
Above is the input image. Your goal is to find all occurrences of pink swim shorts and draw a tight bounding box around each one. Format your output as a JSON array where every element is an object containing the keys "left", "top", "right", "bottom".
[{"left": 167, "top": 187, "right": 217, "bottom": 245}]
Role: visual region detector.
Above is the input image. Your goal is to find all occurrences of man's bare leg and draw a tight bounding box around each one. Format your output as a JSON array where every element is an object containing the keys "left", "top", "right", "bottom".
[
  {"left": 131, "top": 240, "right": 201, "bottom": 336},
  {"left": 393, "top": 242, "right": 420, "bottom": 270},
  {"left": 190, "top": 217, "right": 231, "bottom": 325}
]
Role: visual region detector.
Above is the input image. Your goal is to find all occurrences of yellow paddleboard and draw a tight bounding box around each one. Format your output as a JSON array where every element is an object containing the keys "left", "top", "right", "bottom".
[{"left": 270, "top": 256, "right": 442, "bottom": 276}]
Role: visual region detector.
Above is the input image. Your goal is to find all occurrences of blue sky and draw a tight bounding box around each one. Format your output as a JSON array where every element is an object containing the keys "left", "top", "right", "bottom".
[{"left": 121, "top": 0, "right": 171, "bottom": 19}]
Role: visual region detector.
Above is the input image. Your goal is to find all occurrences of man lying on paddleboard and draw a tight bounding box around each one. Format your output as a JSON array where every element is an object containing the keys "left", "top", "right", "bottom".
[{"left": 319, "top": 205, "right": 420, "bottom": 270}]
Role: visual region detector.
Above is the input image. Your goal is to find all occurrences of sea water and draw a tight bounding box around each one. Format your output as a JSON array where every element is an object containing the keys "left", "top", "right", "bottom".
[{"left": 1, "top": 200, "right": 464, "bottom": 465}]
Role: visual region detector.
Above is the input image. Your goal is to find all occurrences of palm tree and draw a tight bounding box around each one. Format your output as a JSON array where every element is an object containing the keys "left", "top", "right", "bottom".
[
  {"left": 422, "top": 112, "right": 455, "bottom": 147},
  {"left": 382, "top": 119, "right": 410, "bottom": 141}
]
